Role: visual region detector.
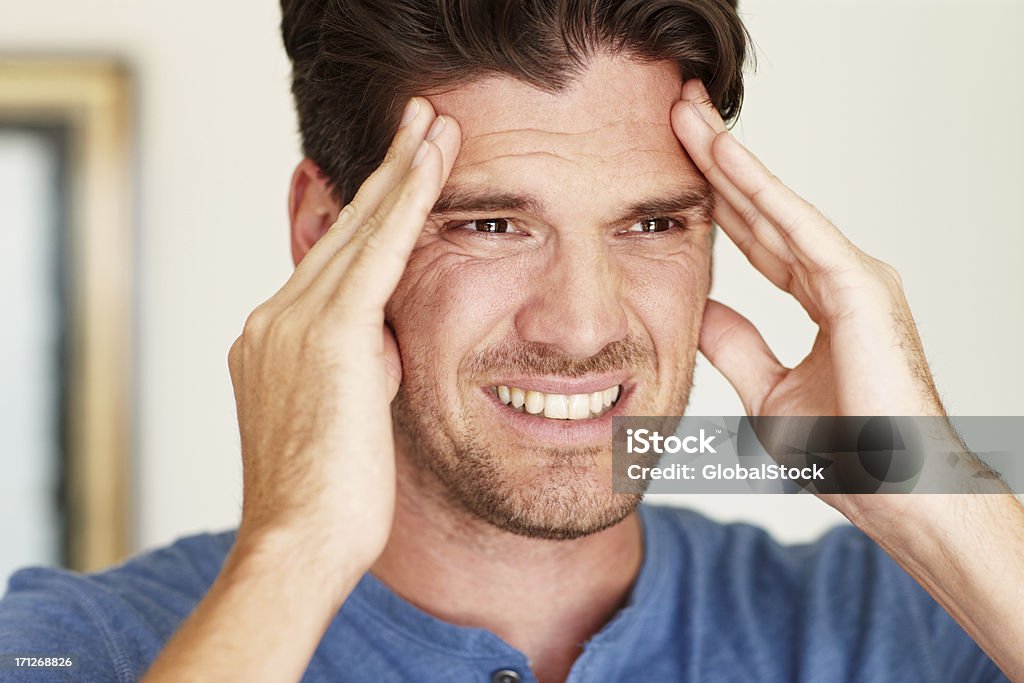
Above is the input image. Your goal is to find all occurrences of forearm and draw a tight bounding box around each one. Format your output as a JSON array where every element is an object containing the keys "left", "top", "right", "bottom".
[
  {"left": 858, "top": 494, "right": 1024, "bottom": 682},
  {"left": 141, "top": 530, "right": 362, "bottom": 683}
]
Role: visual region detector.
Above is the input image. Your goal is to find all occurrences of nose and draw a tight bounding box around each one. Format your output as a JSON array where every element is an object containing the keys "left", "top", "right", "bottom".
[{"left": 514, "top": 239, "right": 629, "bottom": 358}]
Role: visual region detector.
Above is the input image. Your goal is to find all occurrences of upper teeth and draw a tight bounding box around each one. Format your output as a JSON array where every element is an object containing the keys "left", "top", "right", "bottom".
[{"left": 494, "top": 385, "right": 620, "bottom": 420}]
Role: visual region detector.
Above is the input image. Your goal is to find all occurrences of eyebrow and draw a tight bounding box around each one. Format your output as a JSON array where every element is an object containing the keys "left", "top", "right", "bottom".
[
  {"left": 616, "top": 185, "right": 714, "bottom": 223},
  {"left": 429, "top": 183, "right": 714, "bottom": 223},
  {"left": 430, "top": 187, "right": 545, "bottom": 216}
]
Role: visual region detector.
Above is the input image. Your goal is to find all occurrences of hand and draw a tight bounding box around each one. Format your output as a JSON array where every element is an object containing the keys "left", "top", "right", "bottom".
[
  {"left": 671, "top": 80, "right": 954, "bottom": 519},
  {"left": 227, "top": 98, "right": 461, "bottom": 581},
  {"left": 670, "top": 83, "right": 1024, "bottom": 681},
  {"left": 672, "top": 80, "right": 943, "bottom": 420}
]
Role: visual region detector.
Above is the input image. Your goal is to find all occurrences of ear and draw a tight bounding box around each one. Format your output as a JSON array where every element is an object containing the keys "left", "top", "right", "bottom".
[{"left": 289, "top": 158, "right": 343, "bottom": 266}]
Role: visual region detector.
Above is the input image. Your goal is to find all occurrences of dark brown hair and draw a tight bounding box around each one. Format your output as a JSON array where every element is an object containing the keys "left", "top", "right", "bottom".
[{"left": 281, "top": 0, "right": 751, "bottom": 202}]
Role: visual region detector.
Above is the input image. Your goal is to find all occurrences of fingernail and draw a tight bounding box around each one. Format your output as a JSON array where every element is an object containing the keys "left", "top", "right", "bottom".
[
  {"left": 697, "top": 80, "right": 709, "bottom": 98},
  {"left": 412, "top": 140, "right": 430, "bottom": 167},
  {"left": 399, "top": 98, "right": 420, "bottom": 128},
  {"left": 426, "top": 116, "right": 446, "bottom": 142}
]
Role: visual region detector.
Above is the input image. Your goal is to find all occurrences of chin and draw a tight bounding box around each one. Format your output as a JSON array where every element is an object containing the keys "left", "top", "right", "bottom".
[
  {"left": 483, "top": 491, "right": 642, "bottom": 541},
  {"left": 436, "top": 443, "right": 642, "bottom": 540}
]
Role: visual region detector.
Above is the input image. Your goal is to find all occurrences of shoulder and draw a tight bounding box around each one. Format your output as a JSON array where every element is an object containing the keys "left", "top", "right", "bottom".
[
  {"left": 639, "top": 503, "right": 1005, "bottom": 682},
  {"left": 641, "top": 501, "right": 946, "bottom": 616},
  {"left": 0, "top": 529, "right": 235, "bottom": 683},
  {"left": 642, "top": 501, "right": 903, "bottom": 582}
]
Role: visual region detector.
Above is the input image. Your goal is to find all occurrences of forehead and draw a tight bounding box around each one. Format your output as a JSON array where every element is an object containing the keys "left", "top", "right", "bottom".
[{"left": 426, "top": 56, "right": 699, "bottom": 213}]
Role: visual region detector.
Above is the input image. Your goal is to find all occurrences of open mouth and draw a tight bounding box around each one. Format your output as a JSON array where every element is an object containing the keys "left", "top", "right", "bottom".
[{"left": 492, "top": 384, "right": 622, "bottom": 420}]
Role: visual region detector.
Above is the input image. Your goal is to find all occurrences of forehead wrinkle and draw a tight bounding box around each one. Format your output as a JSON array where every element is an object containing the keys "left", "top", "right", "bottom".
[
  {"left": 453, "top": 150, "right": 589, "bottom": 172},
  {"left": 465, "top": 118, "right": 662, "bottom": 141},
  {"left": 462, "top": 120, "right": 668, "bottom": 152},
  {"left": 459, "top": 115, "right": 683, "bottom": 166},
  {"left": 469, "top": 126, "right": 607, "bottom": 140},
  {"left": 450, "top": 133, "right": 704, "bottom": 206},
  {"left": 453, "top": 145, "right": 696, "bottom": 184},
  {"left": 458, "top": 134, "right": 684, "bottom": 164}
]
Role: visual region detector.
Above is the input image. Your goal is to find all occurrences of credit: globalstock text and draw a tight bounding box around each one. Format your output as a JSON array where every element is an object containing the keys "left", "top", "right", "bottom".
[{"left": 623, "top": 428, "right": 826, "bottom": 482}]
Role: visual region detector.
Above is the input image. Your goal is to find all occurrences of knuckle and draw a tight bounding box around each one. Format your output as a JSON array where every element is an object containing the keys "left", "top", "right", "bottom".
[
  {"left": 353, "top": 210, "right": 383, "bottom": 240},
  {"left": 784, "top": 203, "right": 819, "bottom": 234},
  {"left": 227, "top": 336, "right": 243, "bottom": 368},
  {"left": 264, "top": 304, "right": 298, "bottom": 339},
  {"left": 381, "top": 141, "right": 402, "bottom": 169},
  {"left": 242, "top": 305, "right": 272, "bottom": 338},
  {"left": 333, "top": 201, "right": 358, "bottom": 228},
  {"left": 697, "top": 157, "right": 719, "bottom": 180},
  {"left": 738, "top": 201, "right": 762, "bottom": 229},
  {"left": 748, "top": 179, "right": 772, "bottom": 205}
]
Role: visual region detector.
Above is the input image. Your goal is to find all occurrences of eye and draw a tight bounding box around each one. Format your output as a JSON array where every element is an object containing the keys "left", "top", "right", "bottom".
[
  {"left": 625, "top": 217, "right": 682, "bottom": 234},
  {"left": 464, "top": 218, "right": 512, "bottom": 234}
]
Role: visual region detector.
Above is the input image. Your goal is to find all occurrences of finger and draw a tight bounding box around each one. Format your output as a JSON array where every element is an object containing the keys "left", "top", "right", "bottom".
[
  {"left": 681, "top": 79, "right": 724, "bottom": 132},
  {"left": 672, "top": 97, "right": 794, "bottom": 266},
  {"left": 679, "top": 77, "right": 790, "bottom": 264},
  {"left": 707, "top": 185, "right": 822, "bottom": 319},
  {"left": 288, "top": 98, "right": 440, "bottom": 286},
  {"left": 713, "top": 192, "right": 798, "bottom": 292},
  {"left": 711, "top": 130, "right": 858, "bottom": 273},
  {"left": 699, "top": 299, "right": 786, "bottom": 415},
  {"left": 318, "top": 115, "right": 462, "bottom": 314},
  {"left": 677, "top": 83, "right": 823, "bottom": 317}
]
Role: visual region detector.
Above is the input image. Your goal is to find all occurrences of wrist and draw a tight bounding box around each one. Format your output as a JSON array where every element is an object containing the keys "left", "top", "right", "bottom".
[
  {"left": 229, "top": 523, "right": 369, "bottom": 608},
  {"left": 841, "top": 494, "right": 1022, "bottom": 568}
]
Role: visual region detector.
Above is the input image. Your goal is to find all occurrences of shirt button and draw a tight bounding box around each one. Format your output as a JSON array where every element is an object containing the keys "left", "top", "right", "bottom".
[{"left": 491, "top": 669, "right": 522, "bottom": 683}]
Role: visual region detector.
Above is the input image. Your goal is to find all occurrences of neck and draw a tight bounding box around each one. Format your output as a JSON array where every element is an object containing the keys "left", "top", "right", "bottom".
[{"left": 370, "top": 457, "right": 644, "bottom": 683}]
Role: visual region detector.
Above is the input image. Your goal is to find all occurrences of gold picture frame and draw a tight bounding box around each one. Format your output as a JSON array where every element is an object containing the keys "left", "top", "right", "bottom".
[{"left": 0, "top": 59, "right": 133, "bottom": 572}]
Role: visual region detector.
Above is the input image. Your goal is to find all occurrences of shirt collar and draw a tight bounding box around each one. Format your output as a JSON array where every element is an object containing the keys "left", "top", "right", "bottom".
[{"left": 343, "top": 503, "right": 679, "bottom": 660}]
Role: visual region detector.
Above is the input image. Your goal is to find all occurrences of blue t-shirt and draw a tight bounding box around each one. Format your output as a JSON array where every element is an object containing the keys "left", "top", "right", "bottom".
[{"left": 0, "top": 504, "right": 1006, "bottom": 682}]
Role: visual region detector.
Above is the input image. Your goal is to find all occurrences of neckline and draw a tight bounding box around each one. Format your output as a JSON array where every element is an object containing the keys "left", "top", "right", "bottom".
[{"left": 345, "top": 503, "right": 669, "bottom": 658}]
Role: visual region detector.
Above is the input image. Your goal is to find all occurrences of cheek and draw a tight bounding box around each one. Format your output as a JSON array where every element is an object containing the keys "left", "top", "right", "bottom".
[
  {"left": 619, "top": 247, "right": 710, "bottom": 357},
  {"left": 388, "top": 247, "right": 528, "bottom": 383}
]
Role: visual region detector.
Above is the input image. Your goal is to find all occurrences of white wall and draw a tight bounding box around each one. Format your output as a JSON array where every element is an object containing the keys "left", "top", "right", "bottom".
[
  {"left": 0, "top": 133, "right": 62, "bottom": 580},
  {"left": 1, "top": 0, "right": 1021, "bottom": 555}
]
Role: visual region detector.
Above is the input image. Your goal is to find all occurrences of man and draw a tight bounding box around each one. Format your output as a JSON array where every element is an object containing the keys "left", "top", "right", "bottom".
[{"left": 1, "top": 1, "right": 1022, "bottom": 681}]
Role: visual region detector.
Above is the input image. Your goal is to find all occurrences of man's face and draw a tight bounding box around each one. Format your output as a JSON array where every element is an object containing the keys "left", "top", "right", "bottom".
[{"left": 389, "top": 55, "right": 713, "bottom": 538}]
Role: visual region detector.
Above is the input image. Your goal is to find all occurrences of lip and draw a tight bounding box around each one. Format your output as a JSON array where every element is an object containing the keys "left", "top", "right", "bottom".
[
  {"left": 480, "top": 381, "right": 633, "bottom": 447},
  {"left": 486, "top": 372, "right": 632, "bottom": 396}
]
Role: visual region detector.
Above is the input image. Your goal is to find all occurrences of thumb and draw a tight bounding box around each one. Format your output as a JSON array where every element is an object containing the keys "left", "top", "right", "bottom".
[{"left": 699, "top": 299, "right": 785, "bottom": 415}]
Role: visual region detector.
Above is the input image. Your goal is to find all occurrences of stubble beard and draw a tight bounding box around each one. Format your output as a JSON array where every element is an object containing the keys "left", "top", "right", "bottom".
[
  {"left": 395, "top": 414, "right": 642, "bottom": 540},
  {"left": 391, "top": 337, "right": 695, "bottom": 540}
]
